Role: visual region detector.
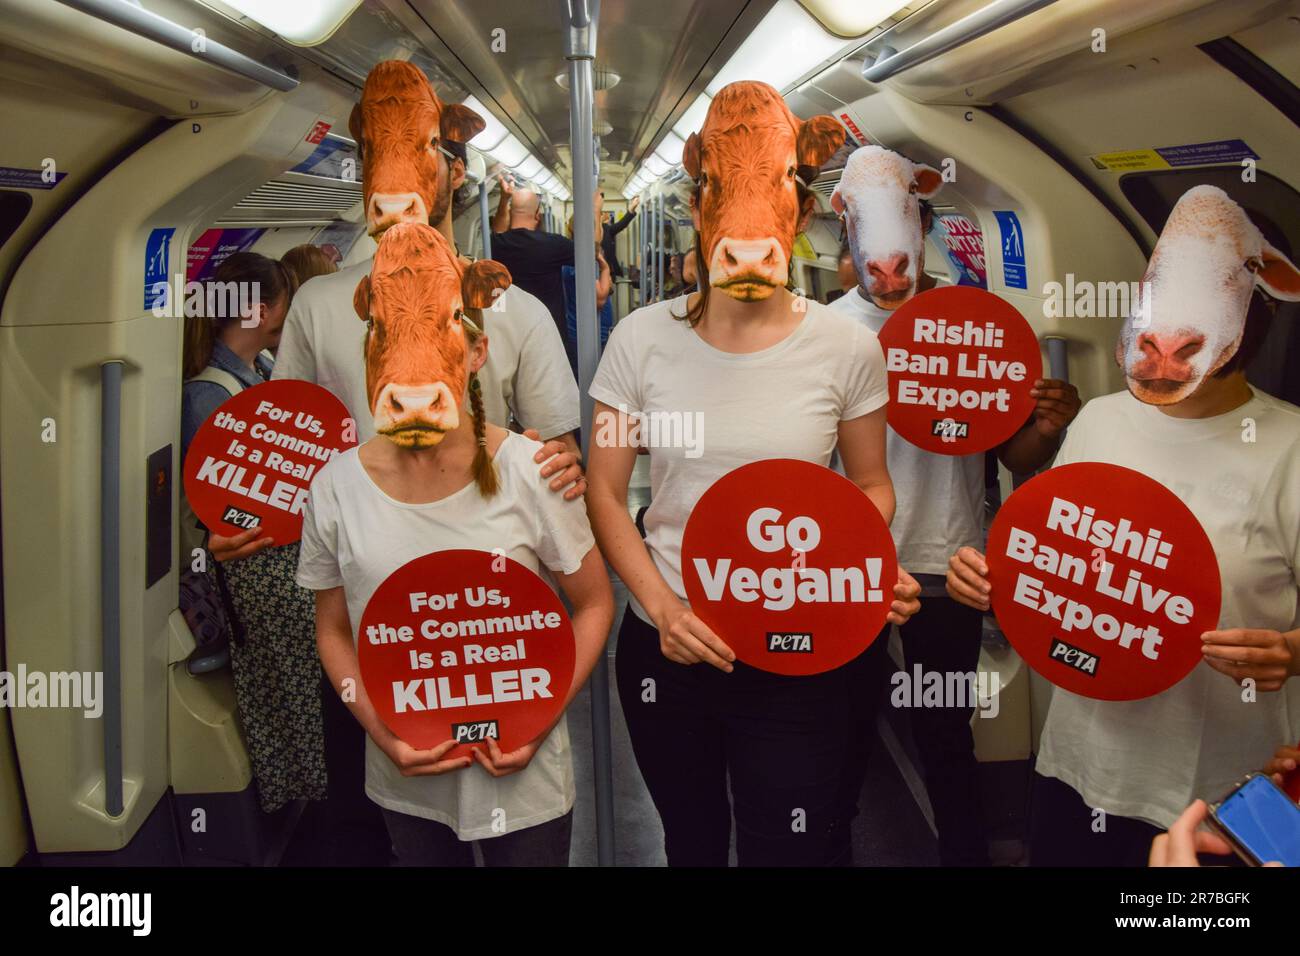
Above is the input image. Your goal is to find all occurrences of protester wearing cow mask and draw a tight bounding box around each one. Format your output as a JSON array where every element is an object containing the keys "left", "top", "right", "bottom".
[
  {"left": 828, "top": 145, "right": 1082, "bottom": 866},
  {"left": 947, "top": 185, "right": 1300, "bottom": 866},
  {"left": 238, "top": 60, "right": 583, "bottom": 571},
  {"left": 298, "top": 222, "right": 614, "bottom": 867},
  {"left": 586, "top": 80, "right": 922, "bottom": 868}
]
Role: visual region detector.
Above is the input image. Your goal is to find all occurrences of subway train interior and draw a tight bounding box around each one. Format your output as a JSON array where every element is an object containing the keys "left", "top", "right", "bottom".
[{"left": 0, "top": 0, "right": 1298, "bottom": 880}]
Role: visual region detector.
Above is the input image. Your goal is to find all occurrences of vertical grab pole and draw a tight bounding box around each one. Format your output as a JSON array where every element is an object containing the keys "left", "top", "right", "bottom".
[
  {"left": 101, "top": 360, "right": 124, "bottom": 818},
  {"left": 636, "top": 197, "right": 645, "bottom": 305},
  {"left": 656, "top": 194, "right": 665, "bottom": 300},
  {"left": 478, "top": 181, "right": 493, "bottom": 259},
  {"left": 563, "top": 0, "right": 615, "bottom": 867}
]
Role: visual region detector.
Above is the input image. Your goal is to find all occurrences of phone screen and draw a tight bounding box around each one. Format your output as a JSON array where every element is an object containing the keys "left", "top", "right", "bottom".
[{"left": 1217, "top": 776, "right": 1300, "bottom": 866}]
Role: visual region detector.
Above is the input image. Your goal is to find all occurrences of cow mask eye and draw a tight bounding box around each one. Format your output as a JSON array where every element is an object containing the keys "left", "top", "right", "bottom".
[{"left": 786, "top": 165, "right": 796, "bottom": 180}]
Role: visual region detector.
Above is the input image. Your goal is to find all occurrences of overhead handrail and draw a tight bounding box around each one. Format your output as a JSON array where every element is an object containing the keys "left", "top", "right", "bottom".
[
  {"left": 862, "top": 0, "right": 1059, "bottom": 84},
  {"left": 54, "top": 0, "right": 300, "bottom": 92}
]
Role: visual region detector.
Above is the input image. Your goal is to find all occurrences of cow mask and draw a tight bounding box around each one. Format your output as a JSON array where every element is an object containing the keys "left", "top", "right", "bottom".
[
  {"left": 350, "top": 60, "right": 486, "bottom": 237},
  {"left": 682, "top": 81, "right": 844, "bottom": 301},
  {"left": 354, "top": 222, "right": 511, "bottom": 448},
  {"left": 831, "top": 145, "right": 943, "bottom": 311},
  {"left": 1117, "top": 185, "right": 1300, "bottom": 405}
]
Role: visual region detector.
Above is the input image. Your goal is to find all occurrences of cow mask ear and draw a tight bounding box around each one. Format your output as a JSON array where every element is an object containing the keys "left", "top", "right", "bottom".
[
  {"left": 441, "top": 102, "right": 486, "bottom": 146},
  {"left": 348, "top": 103, "right": 363, "bottom": 144},
  {"left": 353, "top": 274, "right": 370, "bottom": 322},
  {"left": 683, "top": 131, "right": 701, "bottom": 180},
  {"left": 462, "top": 259, "right": 512, "bottom": 310},
  {"left": 797, "top": 115, "right": 845, "bottom": 170},
  {"left": 829, "top": 185, "right": 845, "bottom": 216},
  {"left": 1257, "top": 240, "right": 1300, "bottom": 302},
  {"left": 914, "top": 163, "right": 944, "bottom": 199}
]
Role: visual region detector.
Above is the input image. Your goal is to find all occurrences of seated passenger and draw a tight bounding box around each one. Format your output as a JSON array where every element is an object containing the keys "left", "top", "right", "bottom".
[
  {"left": 946, "top": 187, "right": 1300, "bottom": 866},
  {"left": 298, "top": 222, "right": 613, "bottom": 866}
]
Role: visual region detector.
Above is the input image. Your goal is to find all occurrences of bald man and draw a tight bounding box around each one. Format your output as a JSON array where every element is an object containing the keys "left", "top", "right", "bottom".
[{"left": 491, "top": 178, "right": 577, "bottom": 365}]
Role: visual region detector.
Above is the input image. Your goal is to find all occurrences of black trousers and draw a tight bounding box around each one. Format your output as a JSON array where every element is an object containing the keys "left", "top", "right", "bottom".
[
  {"left": 838, "top": 594, "right": 988, "bottom": 866},
  {"left": 615, "top": 607, "right": 856, "bottom": 867},
  {"left": 1029, "top": 772, "right": 1160, "bottom": 867},
  {"left": 381, "top": 808, "right": 573, "bottom": 867}
]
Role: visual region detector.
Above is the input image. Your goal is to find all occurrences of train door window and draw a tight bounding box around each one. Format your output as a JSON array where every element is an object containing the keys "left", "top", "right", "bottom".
[
  {"left": 1120, "top": 169, "right": 1300, "bottom": 405},
  {"left": 0, "top": 191, "right": 33, "bottom": 253}
]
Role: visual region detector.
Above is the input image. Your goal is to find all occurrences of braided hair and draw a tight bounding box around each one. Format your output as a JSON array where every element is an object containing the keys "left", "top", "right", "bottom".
[{"left": 463, "top": 308, "right": 499, "bottom": 498}]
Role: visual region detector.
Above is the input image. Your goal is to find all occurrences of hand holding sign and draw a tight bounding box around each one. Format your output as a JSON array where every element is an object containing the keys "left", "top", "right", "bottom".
[
  {"left": 681, "top": 459, "right": 898, "bottom": 676},
  {"left": 877, "top": 286, "right": 1042, "bottom": 454},
  {"left": 985, "top": 463, "right": 1221, "bottom": 701},
  {"left": 358, "top": 549, "right": 576, "bottom": 759},
  {"left": 183, "top": 380, "right": 356, "bottom": 543}
]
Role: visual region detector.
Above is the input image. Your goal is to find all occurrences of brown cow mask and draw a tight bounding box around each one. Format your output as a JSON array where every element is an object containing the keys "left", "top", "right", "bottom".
[
  {"left": 353, "top": 222, "right": 511, "bottom": 448},
  {"left": 682, "top": 81, "right": 844, "bottom": 301},
  {"left": 349, "top": 60, "right": 485, "bottom": 237}
]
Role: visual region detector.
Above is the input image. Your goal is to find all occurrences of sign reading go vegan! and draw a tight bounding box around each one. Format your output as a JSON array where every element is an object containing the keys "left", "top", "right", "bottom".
[
  {"left": 877, "top": 285, "right": 1042, "bottom": 454},
  {"left": 359, "top": 550, "right": 576, "bottom": 757},
  {"left": 987, "top": 463, "right": 1221, "bottom": 700},
  {"left": 183, "top": 380, "right": 356, "bottom": 543},
  {"left": 681, "top": 459, "right": 897, "bottom": 676}
]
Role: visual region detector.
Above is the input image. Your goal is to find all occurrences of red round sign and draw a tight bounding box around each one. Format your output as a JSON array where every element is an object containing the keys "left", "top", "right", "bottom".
[
  {"left": 358, "top": 549, "right": 576, "bottom": 757},
  {"left": 681, "top": 459, "right": 898, "bottom": 676},
  {"left": 987, "top": 462, "right": 1221, "bottom": 701},
  {"left": 183, "top": 379, "right": 356, "bottom": 544},
  {"left": 877, "top": 285, "right": 1042, "bottom": 455}
]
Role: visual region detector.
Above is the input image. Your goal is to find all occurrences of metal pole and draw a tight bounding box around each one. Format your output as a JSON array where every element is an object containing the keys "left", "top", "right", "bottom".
[
  {"left": 563, "top": 0, "right": 615, "bottom": 868},
  {"left": 656, "top": 194, "right": 665, "bottom": 300},
  {"left": 100, "top": 360, "right": 124, "bottom": 818},
  {"left": 478, "top": 182, "right": 492, "bottom": 259},
  {"left": 637, "top": 197, "right": 645, "bottom": 306},
  {"left": 54, "top": 0, "right": 299, "bottom": 91}
]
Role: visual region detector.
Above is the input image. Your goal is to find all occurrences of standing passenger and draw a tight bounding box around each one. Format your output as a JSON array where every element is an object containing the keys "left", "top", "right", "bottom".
[
  {"left": 298, "top": 222, "right": 613, "bottom": 866},
  {"left": 585, "top": 82, "right": 921, "bottom": 867}
]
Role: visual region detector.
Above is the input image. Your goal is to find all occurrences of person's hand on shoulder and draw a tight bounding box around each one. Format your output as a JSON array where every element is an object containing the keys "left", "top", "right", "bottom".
[{"left": 522, "top": 427, "right": 585, "bottom": 500}]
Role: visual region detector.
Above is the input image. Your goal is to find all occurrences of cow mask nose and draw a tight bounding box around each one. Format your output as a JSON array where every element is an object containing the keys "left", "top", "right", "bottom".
[
  {"left": 368, "top": 192, "right": 428, "bottom": 233},
  {"left": 383, "top": 385, "right": 445, "bottom": 420},
  {"left": 1138, "top": 331, "right": 1205, "bottom": 363},
  {"left": 719, "top": 238, "right": 781, "bottom": 272},
  {"left": 868, "top": 253, "right": 910, "bottom": 280}
]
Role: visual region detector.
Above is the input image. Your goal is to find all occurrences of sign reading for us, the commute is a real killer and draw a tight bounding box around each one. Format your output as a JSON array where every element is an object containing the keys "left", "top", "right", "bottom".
[
  {"left": 681, "top": 459, "right": 897, "bottom": 676},
  {"left": 876, "top": 285, "right": 1042, "bottom": 455},
  {"left": 183, "top": 380, "right": 356, "bottom": 543},
  {"left": 358, "top": 550, "right": 575, "bottom": 757},
  {"left": 987, "top": 463, "right": 1221, "bottom": 701}
]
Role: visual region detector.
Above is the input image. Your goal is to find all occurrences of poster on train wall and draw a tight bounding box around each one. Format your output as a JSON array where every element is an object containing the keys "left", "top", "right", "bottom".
[
  {"left": 986, "top": 462, "right": 1221, "bottom": 701},
  {"left": 186, "top": 228, "right": 266, "bottom": 282},
  {"left": 681, "top": 459, "right": 897, "bottom": 676},
  {"left": 183, "top": 380, "right": 356, "bottom": 543},
  {"left": 876, "top": 285, "right": 1042, "bottom": 455},
  {"left": 934, "top": 214, "right": 987, "bottom": 288},
  {"left": 358, "top": 549, "right": 576, "bottom": 757}
]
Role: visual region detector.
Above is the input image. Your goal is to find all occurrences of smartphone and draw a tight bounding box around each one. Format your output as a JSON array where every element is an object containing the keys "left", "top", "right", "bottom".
[{"left": 1207, "top": 772, "right": 1300, "bottom": 867}]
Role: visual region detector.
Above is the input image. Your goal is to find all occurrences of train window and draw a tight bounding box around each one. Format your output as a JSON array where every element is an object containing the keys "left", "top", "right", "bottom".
[
  {"left": 1120, "top": 168, "right": 1300, "bottom": 405},
  {"left": 0, "top": 190, "right": 33, "bottom": 253}
]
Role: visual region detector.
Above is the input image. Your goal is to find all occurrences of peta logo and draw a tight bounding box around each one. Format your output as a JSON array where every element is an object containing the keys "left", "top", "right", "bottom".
[
  {"left": 931, "top": 418, "right": 969, "bottom": 439},
  {"left": 221, "top": 504, "right": 262, "bottom": 529},
  {"left": 50, "top": 885, "right": 151, "bottom": 936},
  {"left": 453, "top": 719, "right": 500, "bottom": 743},
  {"left": 1049, "top": 637, "right": 1098, "bottom": 676},
  {"left": 766, "top": 632, "right": 813, "bottom": 653}
]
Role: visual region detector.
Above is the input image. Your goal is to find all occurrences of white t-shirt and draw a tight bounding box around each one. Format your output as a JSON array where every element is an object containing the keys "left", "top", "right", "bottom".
[
  {"left": 1035, "top": 388, "right": 1300, "bottom": 828},
  {"left": 589, "top": 294, "right": 889, "bottom": 623},
  {"left": 274, "top": 260, "right": 580, "bottom": 441},
  {"left": 830, "top": 288, "right": 985, "bottom": 578},
  {"left": 295, "top": 432, "right": 596, "bottom": 840}
]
